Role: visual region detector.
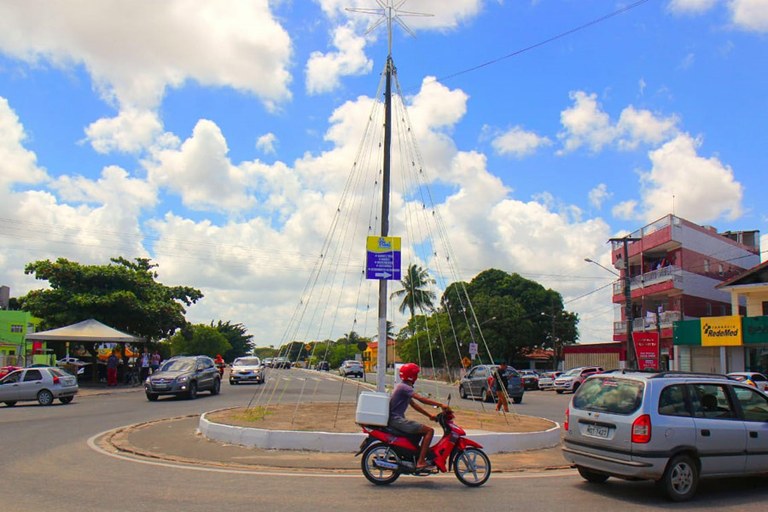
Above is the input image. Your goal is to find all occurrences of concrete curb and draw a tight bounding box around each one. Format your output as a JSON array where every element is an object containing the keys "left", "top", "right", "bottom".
[{"left": 199, "top": 409, "right": 562, "bottom": 454}]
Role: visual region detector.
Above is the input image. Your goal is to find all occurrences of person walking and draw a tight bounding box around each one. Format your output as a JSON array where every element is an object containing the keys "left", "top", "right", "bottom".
[
  {"left": 150, "top": 350, "right": 161, "bottom": 374},
  {"left": 494, "top": 362, "right": 510, "bottom": 412},
  {"left": 107, "top": 350, "right": 119, "bottom": 387}
]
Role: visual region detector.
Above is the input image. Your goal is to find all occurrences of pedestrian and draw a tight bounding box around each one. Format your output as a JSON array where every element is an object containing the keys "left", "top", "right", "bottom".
[
  {"left": 494, "top": 361, "right": 510, "bottom": 412},
  {"left": 151, "top": 350, "right": 161, "bottom": 374},
  {"left": 139, "top": 347, "right": 151, "bottom": 382},
  {"left": 107, "top": 349, "right": 119, "bottom": 386}
]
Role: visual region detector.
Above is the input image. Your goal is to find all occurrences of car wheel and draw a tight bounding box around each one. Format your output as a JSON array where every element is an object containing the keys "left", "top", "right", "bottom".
[
  {"left": 459, "top": 385, "right": 467, "bottom": 399},
  {"left": 4, "top": 401, "right": 17, "bottom": 407},
  {"left": 556, "top": 390, "right": 564, "bottom": 394},
  {"left": 146, "top": 393, "right": 158, "bottom": 401},
  {"left": 211, "top": 378, "right": 221, "bottom": 395},
  {"left": 659, "top": 454, "right": 698, "bottom": 502},
  {"left": 187, "top": 381, "right": 198, "bottom": 400},
  {"left": 59, "top": 396, "right": 74, "bottom": 404},
  {"left": 577, "top": 466, "right": 609, "bottom": 483},
  {"left": 229, "top": 380, "right": 236, "bottom": 385},
  {"left": 572, "top": 383, "right": 580, "bottom": 393},
  {"left": 512, "top": 396, "right": 523, "bottom": 404},
  {"left": 37, "top": 389, "right": 54, "bottom": 406}
]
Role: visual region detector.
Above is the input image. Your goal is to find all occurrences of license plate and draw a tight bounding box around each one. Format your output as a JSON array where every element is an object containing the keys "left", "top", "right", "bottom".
[
  {"left": 154, "top": 384, "right": 168, "bottom": 389},
  {"left": 586, "top": 424, "right": 610, "bottom": 438}
]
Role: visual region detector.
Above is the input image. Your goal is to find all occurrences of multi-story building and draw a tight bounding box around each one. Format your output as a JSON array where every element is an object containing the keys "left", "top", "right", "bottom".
[
  {"left": 608, "top": 214, "right": 760, "bottom": 370},
  {"left": 0, "top": 309, "right": 44, "bottom": 366}
]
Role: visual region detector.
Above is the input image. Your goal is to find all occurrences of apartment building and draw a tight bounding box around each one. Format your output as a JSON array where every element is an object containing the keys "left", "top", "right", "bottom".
[{"left": 609, "top": 214, "right": 760, "bottom": 370}]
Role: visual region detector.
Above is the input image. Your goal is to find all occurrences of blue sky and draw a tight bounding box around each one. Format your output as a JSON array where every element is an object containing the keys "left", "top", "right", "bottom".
[{"left": 0, "top": 0, "right": 766, "bottom": 348}]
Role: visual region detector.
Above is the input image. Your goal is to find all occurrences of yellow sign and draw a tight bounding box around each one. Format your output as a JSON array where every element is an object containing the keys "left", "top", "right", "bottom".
[
  {"left": 701, "top": 316, "right": 742, "bottom": 346},
  {"left": 462, "top": 357, "right": 471, "bottom": 368},
  {"left": 304, "top": 344, "right": 312, "bottom": 352}
]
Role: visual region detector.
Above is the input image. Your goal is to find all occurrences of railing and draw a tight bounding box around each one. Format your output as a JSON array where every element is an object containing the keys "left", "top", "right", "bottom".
[
  {"left": 613, "top": 311, "right": 683, "bottom": 335},
  {"left": 613, "top": 265, "right": 683, "bottom": 295}
]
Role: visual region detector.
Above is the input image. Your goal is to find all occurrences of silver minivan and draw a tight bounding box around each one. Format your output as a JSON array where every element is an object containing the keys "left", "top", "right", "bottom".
[{"left": 562, "top": 371, "right": 768, "bottom": 501}]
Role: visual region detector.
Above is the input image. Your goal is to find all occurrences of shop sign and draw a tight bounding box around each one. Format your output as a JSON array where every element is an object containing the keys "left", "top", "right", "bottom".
[
  {"left": 632, "top": 331, "right": 659, "bottom": 370},
  {"left": 701, "top": 315, "right": 742, "bottom": 346}
]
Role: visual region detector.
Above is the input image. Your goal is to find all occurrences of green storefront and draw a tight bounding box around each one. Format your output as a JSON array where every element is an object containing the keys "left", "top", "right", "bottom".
[{"left": 673, "top": 316, "right": 768, "bottom": 374}]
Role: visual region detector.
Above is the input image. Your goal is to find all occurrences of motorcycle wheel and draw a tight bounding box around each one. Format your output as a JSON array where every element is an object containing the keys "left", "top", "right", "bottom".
[
  {"left": 453, "top": 447, "right": 491, "bottom": 487},
  {"left": 361, "top": 443, "right": 401, "bottom": 485}
]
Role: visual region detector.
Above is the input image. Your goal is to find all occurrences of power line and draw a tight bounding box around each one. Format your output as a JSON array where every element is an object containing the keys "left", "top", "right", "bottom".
[{"left": 434, "top": 0, "right": 653, "bottom": 84}]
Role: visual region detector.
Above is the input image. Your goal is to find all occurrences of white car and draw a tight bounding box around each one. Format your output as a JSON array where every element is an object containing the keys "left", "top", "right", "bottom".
[
  {"left": 537, "top": 371, "right": 562, "bottom": 390},
  {"left": 56, "top": 357, "right": 89, "bottom": 375},
  {"left": 727, "top": 372, "right": 768, "bottom": 392},
  {"left": 229, "top": 357, "right": 265, "bottom": 385},
  {"left": 553, "top": 366, "right": 603, "bottom": 394},
  {"left": 339, "top": 360, "right": 364, "bottom": 378}
]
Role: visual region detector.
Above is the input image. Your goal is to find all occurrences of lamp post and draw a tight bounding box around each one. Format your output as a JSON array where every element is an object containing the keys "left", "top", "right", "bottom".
[{"left": 585, "top": 244, "right": 639, "bottom": 369}]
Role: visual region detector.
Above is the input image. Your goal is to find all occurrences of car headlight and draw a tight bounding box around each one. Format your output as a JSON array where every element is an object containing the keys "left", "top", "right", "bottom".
[{"left": 176, "top": 375, "right": 189, "bottom": 383}]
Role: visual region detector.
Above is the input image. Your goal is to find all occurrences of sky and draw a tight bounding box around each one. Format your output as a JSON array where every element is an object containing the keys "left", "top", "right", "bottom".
[{"left": 0, "top": 0, "right": 766, "bottom": 350}]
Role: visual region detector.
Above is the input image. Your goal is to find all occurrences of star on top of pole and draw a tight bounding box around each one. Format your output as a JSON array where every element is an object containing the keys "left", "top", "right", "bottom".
[{"left": 347, "top": 0, "right": 432, "bottom": 58}]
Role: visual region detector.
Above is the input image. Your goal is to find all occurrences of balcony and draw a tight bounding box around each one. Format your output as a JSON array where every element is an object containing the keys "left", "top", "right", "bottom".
[
  {"left": 613, "top": 310, "right": 682, "bottom": 335},
  {"left": 612, "top": 265, "right": 683, "bottom": 296}
]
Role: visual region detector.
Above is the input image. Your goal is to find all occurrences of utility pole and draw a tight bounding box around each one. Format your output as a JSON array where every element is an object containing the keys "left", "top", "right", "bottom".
[{"left": 610, "top": 236, "right": 641, "bottom": 369}]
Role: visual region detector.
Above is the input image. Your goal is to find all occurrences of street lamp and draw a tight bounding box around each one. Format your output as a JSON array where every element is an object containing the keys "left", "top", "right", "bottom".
[{"left": 584, "top": 258, "right": 619, "bottom": 277}]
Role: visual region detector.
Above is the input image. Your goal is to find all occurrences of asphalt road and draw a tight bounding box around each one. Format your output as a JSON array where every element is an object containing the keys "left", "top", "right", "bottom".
[{"left": 2, "top": 368, "right": 768, "bottom": 511}]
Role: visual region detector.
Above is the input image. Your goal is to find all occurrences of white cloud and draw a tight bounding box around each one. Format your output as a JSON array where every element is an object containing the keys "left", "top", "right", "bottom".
[
  {"left": 637, "top": 133, "right": 743, "bottom": 223},
  {"left": 667, "top": 0, "right": 718, "bottom": 14},
  {"left": 612, "top": 200, "right": 639, "bottom": 220},
  {"left": 52, "top": 165, "right": 157, "bottom": 214},
  {"left": 146, "top": 120, "right": 257, "bottom": 213},
  {"left": 492, "top": 126, "right": 552, "bottom": 158},
  {"left": 320, "top": 0, "right": 483, "bottom": 31},
  {"left": 84, "top": 108, "right": 177, "bottom": 154},
  {"left": 306, "top": 24, "right": 373, "bottom": 95},
  {"left": 0, "top": 97, "right": 48, "bottom": 187},
  {"left": 0, "top": 1, "right": 293, "bottom": 111},
  {"left": 558, "top": 91, "right": 617, "bottom": 153},
  {"left": 588, "top": 184, "right": 612, "bottom": 210},
  {"left": 559, "top": 91, "right": 679, "bottom": 153},
  {"left": 256, "top": 133, "right": 278, "bottom": 155},
  {"left": 729, "top": 0, "right": 768, "bottom": 32}
]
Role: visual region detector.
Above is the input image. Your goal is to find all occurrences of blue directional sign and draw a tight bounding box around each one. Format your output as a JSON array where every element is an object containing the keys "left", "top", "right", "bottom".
[{"left": 366, "top": 236, "right": 401, "bottom": 280}]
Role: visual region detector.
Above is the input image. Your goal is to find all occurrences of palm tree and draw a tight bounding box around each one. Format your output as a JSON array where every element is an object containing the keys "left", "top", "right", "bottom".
[{"left": 390, "top": 264, "right": 437, "bottom": 323}]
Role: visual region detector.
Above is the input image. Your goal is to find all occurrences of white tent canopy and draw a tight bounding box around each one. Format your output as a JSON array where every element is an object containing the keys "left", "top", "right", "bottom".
[{"left": 26, "top": 318, "right": 143, "bottom": 343}]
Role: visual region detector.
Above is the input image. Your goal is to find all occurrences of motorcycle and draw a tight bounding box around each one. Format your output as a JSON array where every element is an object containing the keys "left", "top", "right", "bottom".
[{"left": 355, "top": 402, "right": 491, "bottom": 487}]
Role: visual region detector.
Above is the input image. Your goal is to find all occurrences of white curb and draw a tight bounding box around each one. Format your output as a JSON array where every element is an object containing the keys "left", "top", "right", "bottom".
[{"left": 199, "top": 411, "right": 561, "bottom": 454}]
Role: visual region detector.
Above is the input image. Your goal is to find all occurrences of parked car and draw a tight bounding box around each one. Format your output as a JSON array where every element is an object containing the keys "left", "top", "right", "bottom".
[
  {"left": 316, "top": 361, "right": 330, "bottom": 371},
  {"left": 229, "top": 357, "right": 264, "bottom": 385},
  {"left": 339, "top": 360, "right": 364, "bottom": 378},
  {"left": 519, "top": 370, "right": 540, "bottom": 390},
  {"left": 144, "top": 355, "right": 221, "bottom": 401},
  {"left": 0, "top": 365, "right": 22, "bottom": 379},
  {"left": 563, "top": 370, "right": 768, "bottom": 502},
  {"left": 537, "top": 371, "right": 562, "bottom": 390},
  {"left": 727, "top": 371, "right": 768, "bottom": 392},
  {"left": 458, "top": 364, "right": 525, "bottom": 404},
  {"left": 553, "top": 366, "right": 603, "bottom": 394},
  {"left": 56, "top": 356, "right": 88, "bottom": 375},
  {"left": 0, "top": 367, "right": 78, "bottom": 406}
]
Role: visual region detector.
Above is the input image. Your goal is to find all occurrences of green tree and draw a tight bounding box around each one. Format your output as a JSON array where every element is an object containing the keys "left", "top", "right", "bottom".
[
  {"left": 390, "top": 264, "right": 436, "bottom": 327},
  {"left": 170, "top": 324, "right": 231, "bottom": 357},
  {"left": 20, "top": 257, "right": 202, "bottom": 340},
  {"left": 212, "top": 321, "right": 253, "bottom": 361}
]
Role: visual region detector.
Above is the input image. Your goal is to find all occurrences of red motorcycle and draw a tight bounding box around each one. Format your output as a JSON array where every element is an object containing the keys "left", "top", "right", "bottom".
[{"left": 356, "top": 405, "right": 491, "bottom": 487}]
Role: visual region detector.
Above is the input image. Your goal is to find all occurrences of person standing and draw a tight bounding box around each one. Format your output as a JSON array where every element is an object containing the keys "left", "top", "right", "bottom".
[
  {"left": 107, "top": 350, "right": 119, "bottom": 387},
  {"left": 494, "top": 362, "right": 510, "bottom": 412},
  {"left": 139, "top": 347, "right": 151, "bottom": 382},
  {"left": 151, "top": 350, "right": 161, "bottom": 374}
]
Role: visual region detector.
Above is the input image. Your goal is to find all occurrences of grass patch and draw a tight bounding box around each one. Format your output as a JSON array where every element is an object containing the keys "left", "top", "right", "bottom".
[{"left": 234, "top": 406, "right": 274, "bottom": 423}]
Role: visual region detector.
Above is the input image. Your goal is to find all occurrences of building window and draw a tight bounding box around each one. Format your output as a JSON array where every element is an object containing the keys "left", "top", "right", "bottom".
[
  {"left": 10, "top": 324, "right": 23, "bottom": 333},
  {"left": 718, "top": 263, "right": 724, "bottom": 276},
  {"left": 704, "top": 259, "right": 710, "bottom": 273},
  {"left": 706, "top": 303, "right": 712, "bottom": 316}
]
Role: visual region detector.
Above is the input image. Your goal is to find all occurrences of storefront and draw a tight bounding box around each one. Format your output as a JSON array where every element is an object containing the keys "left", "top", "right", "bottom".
[{"left": 673, "top": 315, "right": 768, "bottom": 374}]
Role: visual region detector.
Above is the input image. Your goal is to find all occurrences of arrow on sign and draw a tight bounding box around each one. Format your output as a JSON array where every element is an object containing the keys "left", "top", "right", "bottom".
[{"left": 373, "top": 271, "right": 392, "bottom": 279}]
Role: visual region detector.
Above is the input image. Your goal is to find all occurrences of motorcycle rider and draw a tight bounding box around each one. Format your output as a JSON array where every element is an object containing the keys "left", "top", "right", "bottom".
[
  {"left": 214, "top": 354, "right": 225, "bottom": 376},
  {"left": 389, "top": 363, "right": 447, "bottom": 471}
]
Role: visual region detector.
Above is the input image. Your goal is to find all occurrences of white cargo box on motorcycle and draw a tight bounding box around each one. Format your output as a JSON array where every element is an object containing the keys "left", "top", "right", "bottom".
[{"left": 356, "top": 391, "right": 390, "bottom": 426}]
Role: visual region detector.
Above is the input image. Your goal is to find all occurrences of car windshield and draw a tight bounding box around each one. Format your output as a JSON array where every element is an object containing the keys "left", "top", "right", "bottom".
[
  {"left": 234, "top": 358, "right": 261, "bottom": 366},
  {"left": 563, "top": 368, "right": 581, "bottom": 377},
  {"left": 160, "top": 359, "right": 194, "bottom": 372},
  {"left": 573, "top": 377, "right": 644, "bottom": 415}
]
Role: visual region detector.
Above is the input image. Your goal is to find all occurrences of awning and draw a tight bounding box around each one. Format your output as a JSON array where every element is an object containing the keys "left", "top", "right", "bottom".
[{"left": 25, "top": 319, "right": 143, "bottom": 343}]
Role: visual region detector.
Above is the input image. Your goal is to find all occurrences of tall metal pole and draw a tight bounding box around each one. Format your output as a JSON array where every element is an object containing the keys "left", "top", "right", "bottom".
[
  {"left": 376, "top": 55, "right": 393, "bottom": 392},
  {"left": 610, "top": 237, "right": 640, "bottom": 369}
]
